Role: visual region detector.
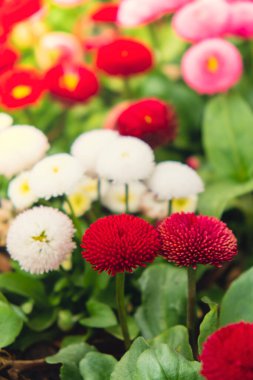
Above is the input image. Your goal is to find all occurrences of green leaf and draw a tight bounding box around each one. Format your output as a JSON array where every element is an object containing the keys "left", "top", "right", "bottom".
[
  {"left": 61, "top": 363, "right": 82, "bottom": 380},
  {"left": 106, "top": 316, "right": 139, "bottom": 341},
  {"left": 80, "top": 299, "right": 117, "bottom": 328},
  {"left": 135, "top": 264, "right": 187, "bottom": 339},
  {"left": 80, "top": 352, "right": 117, "bottom": 380},
  {"left": 220, "top": 267, "right": 253, "bottom": 325},
  {"left": 198, "top": 302, "right": 219, "bottom": 353},
  {"left": 136, "top": 344, "right": 203, "bottom": 380},
  {"left": 0, "top": 273, "right": 47, "bottom": 307},
  {"left": 27, "top": 308, "right": 58, "bottom": 332},
  {"left": 151, "top": 325, "right": 193, "bottom": 361},
  {"left": 111, "top": 337, "right": 150, "bottom": 380},
  {"left": 203, "top": 93, "right": 253, "bottom": 181},
  {"left": 0, "top": 301, "right": 23, "bottom": 347},
  {"left": 46, "top": 342, "right": 95, "bottom": 365}
]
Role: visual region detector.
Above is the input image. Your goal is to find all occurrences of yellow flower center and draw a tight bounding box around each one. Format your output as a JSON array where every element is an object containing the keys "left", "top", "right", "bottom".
[
  {"left": 52, "top": 166, "right": 59, "bottom": 173},
  {"left": 32, "top": 230, "right": 48, "bottom": 243},
  {"left": 19, "top": 180, "right": 30, "bottom": 194},
  {"left": 172, "top": 198, "right": 190, "bottom": 212},
  {"left": 60, "top": 73, "right": 80, "bottom": 91},
  {"left": 144, "top": 115, "right": 152, "bottom": 124},
  {"left": 12, "top": 85, "right": 32, "bottom": 99},
  {"left": 117, "top": 193, "right": 134, "bottom": 204},
  {"left": 207, "top": 56, "right": 219, "bottom": 73},
  {"left": 66, "top": 193, "right": 90, "bottom": 217}
]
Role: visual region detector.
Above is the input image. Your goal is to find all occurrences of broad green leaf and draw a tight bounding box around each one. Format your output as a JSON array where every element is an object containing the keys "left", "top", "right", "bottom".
[
  {"left": 46, "top": 342, "right": 95, "bottom": 365},
  {"left": 151, "top": 325, "right": 193, "bottom": 361},
  {"left": 135, "top": 264, "right": 187, "bottom": 339},
  {"left": 80, "top": 299, "right": 117, "bottom": 328},
  {"left": 61, "top": 363, "right": 82, "bottom": 380},
  {"left": 0, "top": 301, "right": 23, "bottom": 347},
  {"left": 203, "top": 93, "right": 253, "bottom": 181},
  {"left": 198, "top": 302, "right": 219, "bottom": 353},
  {"left": 136, "top": 344, "right": 203, "bottom": 380},
  {"left": 106, "top": 316, "right": 139, "bottom": 341},
  {"left": 220, "top": 267, "right": 253, "bottom": 325},
  {"left": 111, "top": 337, "right": 150, "bottom": 380},
  {"left": 198, "top": 179, "right": 253, "bottom": 217},
  {"left": 80, "top": 352, "right": 117, "bottom": 380},
  {"left": 27, "top": 308, "right": 58, "bottom": 332},
  {"left": 0, "top": 273, "right": 47, "bottom": 307}
]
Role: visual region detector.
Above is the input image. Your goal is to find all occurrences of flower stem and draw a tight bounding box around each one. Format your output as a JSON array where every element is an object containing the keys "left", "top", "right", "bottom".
[
  {"left": 97, "top": 178, "right": 101, "bottom": 204},
  {"left": 116, "top": 273, "right": 131, "bottom": 350},
  {"left": 123, "top": 78, "right": 131, "bottom": 99},
  {"left": 65, "top": 196, "right": 83, "bottom": 242},
  {"left": 168, "top": 199, "right": 172, "bottom": 216},
  {"left": 125, "top": 183, "right": 129, "bottom": 213},
  {"left": 187, "top": 267, "right": 198, "bottom": 360}
]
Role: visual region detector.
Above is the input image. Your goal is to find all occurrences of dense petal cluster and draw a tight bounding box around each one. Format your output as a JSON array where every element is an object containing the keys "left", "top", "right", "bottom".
[
  {"left": 117, "top": 98, "right": 177, "bottom": 148},
  {"left": 158, "top": 213, "right": 238, "bottom": 268},
  {"left": 201, "top": 322, "right": 253, "bottom": 380},
  {"left": 228, "top": 2, "right": 253, "bottom": 39},
  {"left": 8, "top": 171, "right": 37, "bottom": 210},
  {"left": 91, "top": 3, "right": 119, "bottom": 23},
  {"left": 81, "top": 214, "right": 161, "bottom": 275},
  {"left": 0, "top": 45, "right": 19, "bottom": 75}
]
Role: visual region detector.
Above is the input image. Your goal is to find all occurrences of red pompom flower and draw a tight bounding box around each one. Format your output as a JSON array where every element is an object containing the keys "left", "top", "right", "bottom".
[
  {"left": 45, "top": 62, "right": 99, "bottom": 104},
  {"left": 158, "top": 213, "right": 238, "bottom": 268},
  {"left": 96, "top": 38, "right": 154, "bottom": 76},
  {"left": 81, "top": 214, "right": 161, "bottom": 276},
  {"left": 0, "top": 0, "right": 41, "bottom": 27},
  {"left": 0, "top": 68, "right": 45, "bottom": 110},
  {"left": 201, "top": 322, "right": 253, "bottom": 380},
  {"left": 117, "top": 98, "right": 178, "bottom": 148},
  {"left": 91, "top": 3, "right": 119, "bottom": 23},
  {"left": 0, "top": 45, "right": 19, "bottom": 75}
]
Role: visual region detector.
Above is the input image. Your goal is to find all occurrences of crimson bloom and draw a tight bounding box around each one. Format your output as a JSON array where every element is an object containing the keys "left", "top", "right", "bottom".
[
  {"left": 45, "top": 63, "right": 99, "bottom": 104},
  {"left": 96, "top": 38, "right": 154, "bottom": 76},
  {"left": 158, "top": 213, "right": 238, "bottom": 268},
  {"left": 201, "top": 322, "right": 253, "bottom": 380},
  {"left": 0, "top": 0, "right": 41, "bottom": 27},
  {"left": 117, "top": 98, "right": 177, "bottom": 148},
  {"left": 0, "top": 68, "right": 45, "bottom": 110},
  {"left": 81, "top": 214, "right": 161, "bottom": 276},
  {"left": 91, "top": 3, "right": 119, "bottom": 23},
  {"left": 0, "top": 45, "right": 19, "bottom": 75}
]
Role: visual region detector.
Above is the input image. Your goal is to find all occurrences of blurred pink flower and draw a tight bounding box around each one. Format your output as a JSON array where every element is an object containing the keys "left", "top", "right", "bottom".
[
  {"left": 228, "top": 2, "right": 253, "bottom": 38},
  {"left": 181, "top": 38, "right": 243, "bottom": 94},
  {"left": 172, "top": 0, "right": 230, "bottom": 42},
  {"left": 117, "top": 0, "right": 194, "bottom": 27}
]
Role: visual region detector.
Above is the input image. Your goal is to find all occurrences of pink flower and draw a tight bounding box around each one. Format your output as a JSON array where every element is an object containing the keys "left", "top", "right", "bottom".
[
  {"left": 172, "top": 0, "right": 230, "bottom": 43},
  {"left": 228, "top": 2, "right": 253, "bottom": 38},
  {"left": 51, "top": 0, "right": 84, "bottom": 7},
  {"left": 181, "top": 38, "right": 243, "bottom": 95},
  {"left": 117, "top": 0, "right": 194, "bottom": 27}
]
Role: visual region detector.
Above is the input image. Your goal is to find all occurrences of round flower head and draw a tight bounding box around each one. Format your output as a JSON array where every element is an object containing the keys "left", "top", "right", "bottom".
[
  {"left": 158, "top": 212, "right": 238, "bottom": 268},
  {"left": 29, "top": 153, "right": 83, "bottom": 200},
  {"left": 81, "top": 214, "right": 161, "bottom": 275},
  {"left": 0, "top": 125, "right": 49, "bottom": 178},
  {"left": 102, "top": 181, "right": 147, "bottom": 213},
  {"left": 96, "top": 38, "right": 154, "bottom": 77},
  {"left": 7, "top": 206, "right": 76, "bottom": 274},
  {"left": 0, "top": 112, "right": 13, "bottom": 131},
  {"left": 181, "top": 38, "right": 243, "bottom": 95},
  {"left": 71, "top": 130, "right": 119, "bottom": 175},
  {"left": 148, "top": 161, "right": 204, "bottom": 200},
  {"left": 91, "top": 3, "right": 119, "bottom": 23},
  {"left": 8, "top": 171, "right": 37, "bottom": 211},
  {"left": 96, "top": 136, "right": 155, "bottom": 184},
  {"left": 201, "top": 322, "right": 253, "bottom": 380},
  {"left": 0, "top": 45, "right": 19, "bottom": 75},
  {"left": 117, "top": 98, "right": 177, "bottom": 148},
  {"left": 1, "top": 0, "right": 41, "bottom": 27},
  {"left": 172, "top": 0, "right": 230, "bottom": 43},
  {"left": 228, "top": 3, "right": 253, "bottom": 39}
]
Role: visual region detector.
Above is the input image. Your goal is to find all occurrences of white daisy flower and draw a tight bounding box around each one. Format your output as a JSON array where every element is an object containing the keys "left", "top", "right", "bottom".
[
  {"left": 7, "top": 206, "right": 76, "bottom": 274},
  {"left": 71, "top": 130, "right": 119, "bottom": 175},
  {"left": 0, "top": 113, "right": 13, "bottom": 131},
  {"left": 102, "top": 181, "right": 147, "bottom": 213},
  {"left": 0, "top": 125, "right": 49, "bottom": 178},
  {"left": 8, "top": 171, "right": 38, "bottom": 211},
  {"left": 29, "top": 153, "right": 83, "bottom": 200},
  {"left": 64, "top": 191, "right": 92, "bottom": 217},
  {"left": 96, "top": 136, "right": 155, "bottom": 184},
  {"left": 148, "top": 161, "right": 204, "bottom": 200},
  {"left": 72, "top": 175, "right": 108, "bottom": 201}
]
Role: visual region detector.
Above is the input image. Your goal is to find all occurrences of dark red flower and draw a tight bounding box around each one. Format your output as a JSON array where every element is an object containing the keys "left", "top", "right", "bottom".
[
  {"left": 158, "top": 213, "right": 237, "bottom": 268},
  {"left": 81, "top": 214, "right": 161, "bottom": 276},
  {"left": 91, "top": 3, "right": 119, "bottom": 23},
  {"left": 201, "top": 322, "right": 253, "bottom": 380},
  {"left": 117, "top": 98, "right": 178, "bottom": 148},
  {"left": 0, "top": 45, "right": 19, "bottom": 75},
  {"left": 0, "top": 68, "right": 45, "bottom": 110},
  {"left": 45, "top": 63, "right": 99, "bottom": 104},
  {"left": 0, "top": 0, "right": 41, "bottom": 27},
  {"left": 96, "top": 38, "right": 154, "bottom": 76}
]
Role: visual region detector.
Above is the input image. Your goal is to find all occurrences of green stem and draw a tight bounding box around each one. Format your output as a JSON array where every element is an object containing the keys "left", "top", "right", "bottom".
[
  {"left": 125, "top": 184, "right": 129, "bottom": 213},
  {"left": 168, "top": 199, "right": 172, "bottom": 216},
  {"left": 48, "top": 108, "right": 68, "bottom": 143},
  {"left": 97, "top": 178, "right": 101, "bottom": 204},
  {"left": 65, "top": 196, "right": 83, "bottom": 242},
  {"left": 123, "top": 79, "right": 131, "bottom": 99},
  {"left": 187, "top": 267, "right": 198, "bottom": 360},
  {"left": 116, "top": 273, "right": 131, "bottom": 350}
]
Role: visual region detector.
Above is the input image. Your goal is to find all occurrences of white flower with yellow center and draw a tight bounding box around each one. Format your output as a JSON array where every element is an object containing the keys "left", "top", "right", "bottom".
[
  {"left": 71, "top": 130, "right": 119, "bottom": 176},
  {"left": 7, "top": 206, "right": 76, "bottom": 274},
  {"left": 0, "top": 125, "right": 49, "bottom": 178},
  {"left": 30, "top": 153, "right": 83, "bottom": 200},
  {"left": 148, "top": 161, "right": 204, "bottom": 200},
  {"left": 97, "top": 136, "right": 155, "bottom": 184},
  {"left": 74, "top": 175, "right": 108, "bottom": 201},
  {"left": 64, "top": 191, "right": 92, "bottom": 217},
  {"left": 8, "top": 171, "right": 38, "bottom": 211},
  {"left": 102, "top": 182, "right": 147, "bottom": 213},
  {"left": 0, "top": 113, "right": 13, "bottom": 131}
]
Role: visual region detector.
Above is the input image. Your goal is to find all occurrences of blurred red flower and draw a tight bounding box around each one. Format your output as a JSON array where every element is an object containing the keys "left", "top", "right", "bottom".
[
  {"left": 0, "top": 68, "right": 45, "bottom": 110},
  {"left": 91, "top": 3, "right": 119, "bottom": 23},
  {"left": 116, "top": 98, "right": 178, "bottom": 148},
  {"left": 45, "top": 63, "right": 99, "bottom": 104},
  {"left": 0, "top": 45, "right": 19, "bottom": 75},
  {"left": 96, "top": 38, "right": 154, "bottom": 76},
  {"left": 0, "top": 0, "right": 41, "bottom": 27}
]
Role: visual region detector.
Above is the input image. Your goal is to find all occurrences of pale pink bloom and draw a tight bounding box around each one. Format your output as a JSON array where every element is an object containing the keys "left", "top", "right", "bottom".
[
  {"left": 228, "top": 2, "right": 253, "bottom": 38},
  {"left": 117, "top": 0, "right": 194, "bottom": 27},
  {"left": 181, "top": 38, "right": 243, "bottom": 95},
  {"left": 172, "top": 0, "right": 230, "bottom": 43},
  {"left": 226, "top": 0, "right": 253, "bottom": 3}
]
